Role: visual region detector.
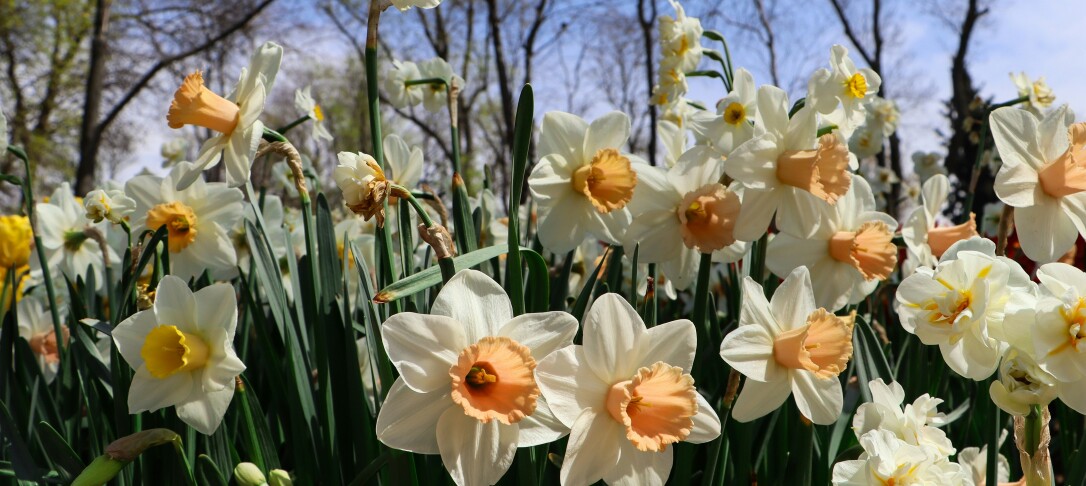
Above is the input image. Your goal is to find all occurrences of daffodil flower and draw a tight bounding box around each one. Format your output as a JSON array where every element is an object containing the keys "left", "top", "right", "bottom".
[
  {"left": 17, "top": 298, "right": 68, "bottom": 383},
  {"left": 375, "top": 270, "right": 577, "bottom": 486},
  {"left": 384, "top": 60, "right": 425, "bottom": 108},
  {"left": 84, "top": 188, "right": 136, "bottom": 224},
  {"left": 624, "top": 147, "right": 747, "bottom": 290},
  {"left": 126, "top": 162, "right": 245, "bottom": 281},
  {"left": 895, "top": 238, "right": 1035, "bottom": 380},
  {"left": 852, "top": 379, "right": 954, "bottom": 459},
  {"left": 383, "top": 134, "right": 424, "bottom": 190},
  {"left": 651, "top": 57, "right": 688, "bottom": 108},
  {"left": 767, "top": 177, "right": 897, "bottom": 311},
  {"left": 416, "top": 58, "right": 465, "bottom": 113},
  {"left": 807, "top": 44, "right": 882, "bottom": 139},
  {"left": 657, "top": 0, "right": 703, "bottom": 72},
  {"left": 170, "top": 41, "right": 282, "bottom": 189},
  {"left": 957, "top": 445, "right": 1011, "bottom": 485},
  {"left": 720, "top": 266, "right": 855, "bottom": 424},
  {"left": 831, "top": 429, "right": 971, "bottom": 485},
  {"left": 989, "top": 348, "right": 1057, "bottom": 416},
  {"left": 528, "top": 111, "right": 649, "bottom": 254},
  {"left": 1011, "top": 72, "right": 1056, "bottom": 116},
  {"left": 334, "top": 151, "right": 391, "bottom": 225},
  {"left": 111, "top": 276, "right": 245, "bottom": 435},
  {"left": 705, "top": 68, "right": 758, "bottom": 155},
  {"left": 294, "top": 86, "right": 333, "bottom": 142},
  {"left": 535, "top": 293, "right": 720, "bottom": 485},
  {"left": 901, "top": 174, "right": 979, "bottom": 275},
  {"left": 911, "top": 151, "right": 947, "bottom": 183},
  {"left": 390, "top": 0, "right": 442, "bottom": 11},
  {"left": 725, "top": 85, "right": 854, "bottom": 240},
  {"left": 0, "top": 214, "right": 32, "bottom": 269},
  {"left": 989, "top": 104, "right": 1086, "bottom": 263},
  {"left": 35, "top": 182, "right": 119, "bottom": 290}
]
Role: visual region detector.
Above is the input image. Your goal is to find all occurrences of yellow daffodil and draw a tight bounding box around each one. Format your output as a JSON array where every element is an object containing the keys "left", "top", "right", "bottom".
[{"left": 0, "top": 214, "right": 32, "bottom": 269}]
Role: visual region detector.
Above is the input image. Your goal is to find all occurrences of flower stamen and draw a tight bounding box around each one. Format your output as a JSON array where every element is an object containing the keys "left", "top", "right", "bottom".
[{"left": 570, "top": 148, "right": 638, "bottom": 213}]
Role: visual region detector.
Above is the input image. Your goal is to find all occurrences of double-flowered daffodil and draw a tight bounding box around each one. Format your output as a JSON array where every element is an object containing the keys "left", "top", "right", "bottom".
[
  {"left": 831, "top": 429, "right": 971, "bottom": 485},
  {"left": 111, "top": 276, "right": 245, "bottom": 435},
  {"left": 84, "top": 188, "right": 136, "bottom": 225},
  {"left": 375, "top": 270, "right": 577, "bottom": 486},
  {"left": 169, "top": 41, "right": 282, "bottom": 189},
  {"left": 535, "top": 293, "right": 720, "bottom": 485},
  {"left": 720, "top": 266, "right": 855, "bottom": 424}
]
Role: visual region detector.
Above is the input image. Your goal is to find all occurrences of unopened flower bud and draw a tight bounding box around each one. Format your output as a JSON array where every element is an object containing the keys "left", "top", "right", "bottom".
[{"left": 234, "top": 462, "right": 268, "bottom": 486}]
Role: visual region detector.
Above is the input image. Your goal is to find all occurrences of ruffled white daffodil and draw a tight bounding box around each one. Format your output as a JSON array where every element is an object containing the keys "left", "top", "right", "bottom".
[
  {"left": 807, "top": 44, "right": 882, "bottom": 139},
  {"left": 901, "top": 174, "right": 979, "bottom": 275},
  {"left": 852, "top": 379, "right": 954, "bottom": 458},
  {"left": 528, "top": 111, "right": 649, "bottom": 254},
  {"left": 375, "top": 270, "right": 577, "bottom": 486},
  {"left": 831, "top": 429, "right": 971, "bottom": 486},
  {"left": 17, "top": 297, "right": 68, "bottom": 383},
  {"left": 958, "top": 445, "right": 1011, "bottom": 486},
  {"left": 535, "top": 293, "right": 720, "bottom": 485},
  {"left": 294, "top": 86, "right": 333, "bottom": 142},
  {"left": 1011, "top": 72, "right": 1056, "bottom": 116},
  {"left": 126, "top": 162, "right": 244, "bottom": 281},
  {"left": 720, "top": 266, "right": 855, "bottom": 424},
  {"left": 111, "top": 276, "right": 245, "bottom": 435},
  {"left": 725, "top": 86, "right": 854, "bottom": 240},
  {"left": 170, "top": 42, "right": 282, "bottom": 189},
  {"left": 624, "top": 147, "right": 746, "bottom": 290},
  {"left": 895, "top": 238, "right": 1035, "bottom": 380},
  {"left": 767, "top": 177, "right": 897, "bottom": 311},
  {"left": 334, "top": 151, "right": 390, "bottom": 225},
  {"left": 84, "top": 188, "right": 136, "bottom": 224},
  {"left": 657, "top": 0, "right": 703, "bottom": 72},
  {"left": 35, "top": 182, "right": 119, "bottom": 290},
  {"left": 989, "top": 104, "right": 1086, "bottom": 263},
  {"left": 989, "top": 348, "right": 1057, "bottom": 416}
]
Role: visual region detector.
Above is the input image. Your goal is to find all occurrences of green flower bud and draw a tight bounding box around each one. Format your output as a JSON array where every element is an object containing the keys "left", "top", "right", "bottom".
[{"left": 234, "top": 462, "right": 268, "bottom": 486}]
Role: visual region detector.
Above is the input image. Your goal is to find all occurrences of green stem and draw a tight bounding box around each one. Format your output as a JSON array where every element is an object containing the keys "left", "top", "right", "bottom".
[
  {"left": 277, "top": 115, "right": 312, "bottom": 135},
  {"left": 364, "top": 12, "right": 400, "bottom": 313},
  {"left": 393, "top": 185, "right": 435, "bottom": 228},
  {"left": 750, "top": 232, "right": 769, "bottom": 283},
  {"left": 692, "top": 252, "right": 713, "bottom": 367},
  {"left": 237, "top": 376, "right": 267, "bottom": 471},
  {"left": 403, "top": 77, "right": 449, "bottom": 89},
  {"left": 986, "top": 393, "right": 1000, "bottom": 486},
  {"left": 796, "top": 418, "right": 813, "bottom": 486},
  {"left": 260, "top": 127, "right": 288, "bottom": 143}
]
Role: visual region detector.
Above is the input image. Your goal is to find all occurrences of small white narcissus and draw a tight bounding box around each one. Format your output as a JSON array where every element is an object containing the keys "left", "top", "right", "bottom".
[
  {"left": 375, "top": 270, "right": 577, "bottom": 486},
  {"left": 895, "top": 238, "right": 1035, "bottom": 380},
  {"left": 169, "top": 42, "right": 282, "bottom": 189},
  {"left": 416, "top": 58, "right": 465, "bottom": 113},
  {"left": 384, "top": 60, "right": 425, "bottom": 108},
  {"left": 534, "top": 293, "right": 720, "bottom": 485},
  {"left": 767, "top": 177, "right": 897, "bottom": 312},
  {"left": 293, "top": 86, "right": 333, "bottom": 142},
  {"left": 707, "top": 68, "right": 758, "bottom": 156},
  {"left": 989, "top": 104, "right": 1086, "bottom": 263},
  {"left": 529, "top": 111, "right": 649, "bottom": 254},
  {"left": 84, "top": 188, "right": 137, "bottom": 224},
  {"left": 807, "top": 44, "right": 882, "bottom": 139},
  {"left": 35, "top": 182, "right": 120, "bottom": 291},
  {"left": 912, "top": 151, "right": 947, "bottom": 183},
  {"left": 111, "top": 276, "right": 246, "bottom": 435},
  {"left": 1011, "top": 72, "right": 1056, "bottom": 116},
  {"left": 657, "top": 0, "right": 703, "bottom": 72},
  {"left": 719, "top": 266, "right": 855, "bottom": 425},
  {"left": 988, "top": 348, "right": 1057, "bottom": 416}
]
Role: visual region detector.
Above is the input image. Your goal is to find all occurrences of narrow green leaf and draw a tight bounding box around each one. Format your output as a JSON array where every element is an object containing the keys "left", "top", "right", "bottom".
[
  {"left": 506, "top": 84, "right": 534, "bottom": 316},
  {"left": 195, "top": 455, "right": 228, "bottom": 486},
  {"left": 373, "top": 244, "right": 523, "bottom": 303},
  {"left": 35, "top": 421, "right": 84, "bottom": 480}
]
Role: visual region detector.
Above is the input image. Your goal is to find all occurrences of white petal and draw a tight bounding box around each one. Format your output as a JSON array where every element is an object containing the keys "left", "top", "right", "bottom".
[
  {"left": 539, "top": 112, "right": 589, "bottom": 166},
  {"left": 560, "top": 410, "right": 623, "bottom": 486},
  {"left": 127, "top": 366, "right": 193, "bottom": 413},
  {"left": 1036, "top": 264, "right": 1086, "bottom": 298},
  {"left": 176, "top": 379, "right": 234, "bottom": 435},
  {"left": 719, "top": 324, "right": 784, "bottom": 382},
  {"left": 496, "top": 311, "right": 578, "bottom": 361},
  {"left": 994, "top": 163, "right": 1039, "bottom": 208},
  {"left": 112, "top": 310, "right": 159, "bottom": 369},
  {"left": 989, "top": 107, "right": 1046, "bottom": 172},
  {"left": 640, "top": 319, "right": 696, "bottom": 372},
  {"left": 770, "top": 266, "right": 817, "bottom": 332},
  {"left": 583, "top": 293, "right": 647, "bottom": 382},
  {"left": 431, "top": 269, "right": 512, "bottom": 344},
  {"left": 732, "top": 188, "right": 779, "bottom": 242},
  {"left": 375, "top": 378, "right": 453, "bottom": 454},
  {"left": 731, "top": 376, "right": 791, "bottom": 423},
  {"left": 739, "top": 276, "right": 780, "bottom": 334},
  {"left": 584, "top": 111, "right": 631, "bottom": 157},
  {"left": 436, "top": 408, "right": 517, "bottom": 486},
  {"left": 604, "top": 438, "right": 673, "bottom": 486},
  {"left": 534, "top": 346, "right": 608, "bottom": 426},
  {"left": 536, "top": 195, "right": 591, "bottom": 254},
  {"left": 192, "top": 283, "right": 238, "bottom": 340},
  {"left": 515, "top": 397, "right": 569, "bottom": 447},
  {"left": 791, "top": 371, "right": 843, "bottom": 425},
  {"left": 154, "top": 276, "right": 195, "bottom": 331},
  {"left": 381, "top": 313, "right": 466, "bottom": 393},
  {"left": 685, "top": 393, "right": 721, "bottom": 444},
  {"left": 1014, "top": 200, "right": 1078, "bottom": 264},
  {"left": 624, "top": 210, "right": 684, "bottom": 263}
]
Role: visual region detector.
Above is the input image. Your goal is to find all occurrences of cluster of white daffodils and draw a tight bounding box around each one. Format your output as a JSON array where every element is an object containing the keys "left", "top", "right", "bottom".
[
  {"left": 651, "top": 0, "right": 702, "bottom": 110},
  {"left": 376, "top": 270, "right": 720, "bottom": 486},
  {"left": 833, "top": 379, "right": 972, "bottom": 485},
  {"left": 385, "top": 57, "right": 465, "bottom": 113}
]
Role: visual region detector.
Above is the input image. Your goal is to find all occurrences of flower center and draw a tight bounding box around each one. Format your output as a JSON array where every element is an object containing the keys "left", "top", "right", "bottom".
[
  {"left": 312, "top": 104, "right": 325, "bottom": 122},
  {"left": 449, "top": 336, "right": 539, "bottom": 425},
  {"left": 140, "top": 325, "right": 210, "bottom": 379},
  {"left": 167, "top": 71, "right": 241, "bottom": 135},
  {"left": 62, "top": 230, "right": 89, "bottom": 253},
  {"left": 570, "top": 148, "right": 638, "bottom": 213},
  {"left": 776, "top": 134, "right": 852, "bottom": 204},
  {"left": 29, "top": 328, "right": 69, "bottom": 364},
  {"left": 1033, "top": 81, "right": 1055, "bottom": 106},
  {"left": 1038, "top": 147, "right": 1086, "bottom": 199},
  {"left": 605, "top": 362, "right": 697, "bottom": 452},
  {"left": 828, "top": 221, "right": 897, "bottom": 281},
  {"left": 927, "top": 213, "right": 978, "bottom": 258},
  {"left": 677, "top": 184, "right": 740, "bottom": 253},
  {"left": 723, "top": 102, "right": 746, "bottom": 126},
  {"left": 920, "top": 273, "right": 984, "bottom": 336},
  {"left": 844, "top": 73, "right": 867, "bottom": 99},
  {"left": 146, "top": 201, "right": 199, "bottom": 253},
  {"left": 1051, "top": 297, "right": 1086, "bottom": 356},
  {"left": 772, "top": 309, "right": 855, "bottom": 379}
]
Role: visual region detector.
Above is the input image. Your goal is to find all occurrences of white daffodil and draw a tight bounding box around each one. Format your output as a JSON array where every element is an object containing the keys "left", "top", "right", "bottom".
[
  {"left": 901, "top": 174, "right": 979, "bottom": 275},
  {"left": 535, "top": 293, "right": 720, "bottom": 485},
  {"left": 989, "top": 348, "right": 1057, "bottom": 416},
  {"left": 84, "top": 188, "right": 136, "bottom": 224},
  {"left": 849, "top": 125, "right": 884, "bottom": 160},
  {"left": 832, "top": 430, "right": 971, "bottom": 486},
  {"left": 161, "top": 138, "right": 190, "bottom": 167},
  {"left": 126, "top": 162, "right": 244, "bottom": 281},
  {"left": 624, "top": 147, "right": 745, "bottom": 290},
  {"left": 658, "top": 0, "right": 702, "bottom": 72},
  {"left": 852, "top": 379, "right": 955, "bottom": 458},
  {"left": 416, "top": 58, "right": 465, "bottom": 113},
  {"left": 1011, "top": 72, "right": 1056, "bottom": 116},
  {"left": 35, "top": 182, "right": 119, "bottom": 290},
  {"left": 720, "top": 266, "right": 855, "bottom": 424},
  {"left": 912, "top": 151, "right": 947, "bottom": 183},
  {"left": 989, "top": 104, "right": 1086, "bottom": 263},
  {"left": 17, "top": 297, "right": 68, "bottom": 383},
  {"left": 861, "top": 161, "right": 899, "bottom": 195},
  {"left": 652, "top": 57, "right": 688, "bottom": 108},
  {"left": 111, "top": 276, "right": 245, "bottom": 435},
  {"left": 958, "top": 445, "right": 1011, "bottom": 486},
  {"left": 807, "top": 44, "right": 882, "bottom": 139},
  {"left": 725, "top": 85, "right": 854, "bottom": 240},
  {"left": 375, "top": 270, "right": 576, "bottom": 486},
  {"left": 706, "top": 68, "right": 758, "bottom": 155},
  {"left": 170, "top": 41, "right": 282, "bottom": 189},
  {"left": 390, "top": 0, "right": 441, "bottom": 11},
  {"left": 865, "top": 96, "right": 900, "bottom": 135},
  {"left": 334, "top": 151, "right": 390, "bottom": 224},
  {"left": 528, "top": 111, "right": 648, "bottom": 254},
  {"left": 385, "top": 60, "right": 425, "bottom": 108},
  {"left": 767, "top": 177, "right": 897, "bottom": 311},
  {"left": 294, "top": 86, "right": 333, "bottom": 142},
  {"left": 383, "top": 134, "right": 424, "bottom": 190},
  {"left": 895, "top": 238, "right": 1035, "bottom": 380}
]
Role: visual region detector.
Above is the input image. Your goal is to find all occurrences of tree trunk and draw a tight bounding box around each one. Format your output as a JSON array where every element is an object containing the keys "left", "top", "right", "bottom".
[{"left": 75, "top": 0, "right": 112, "bottom": 196}]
